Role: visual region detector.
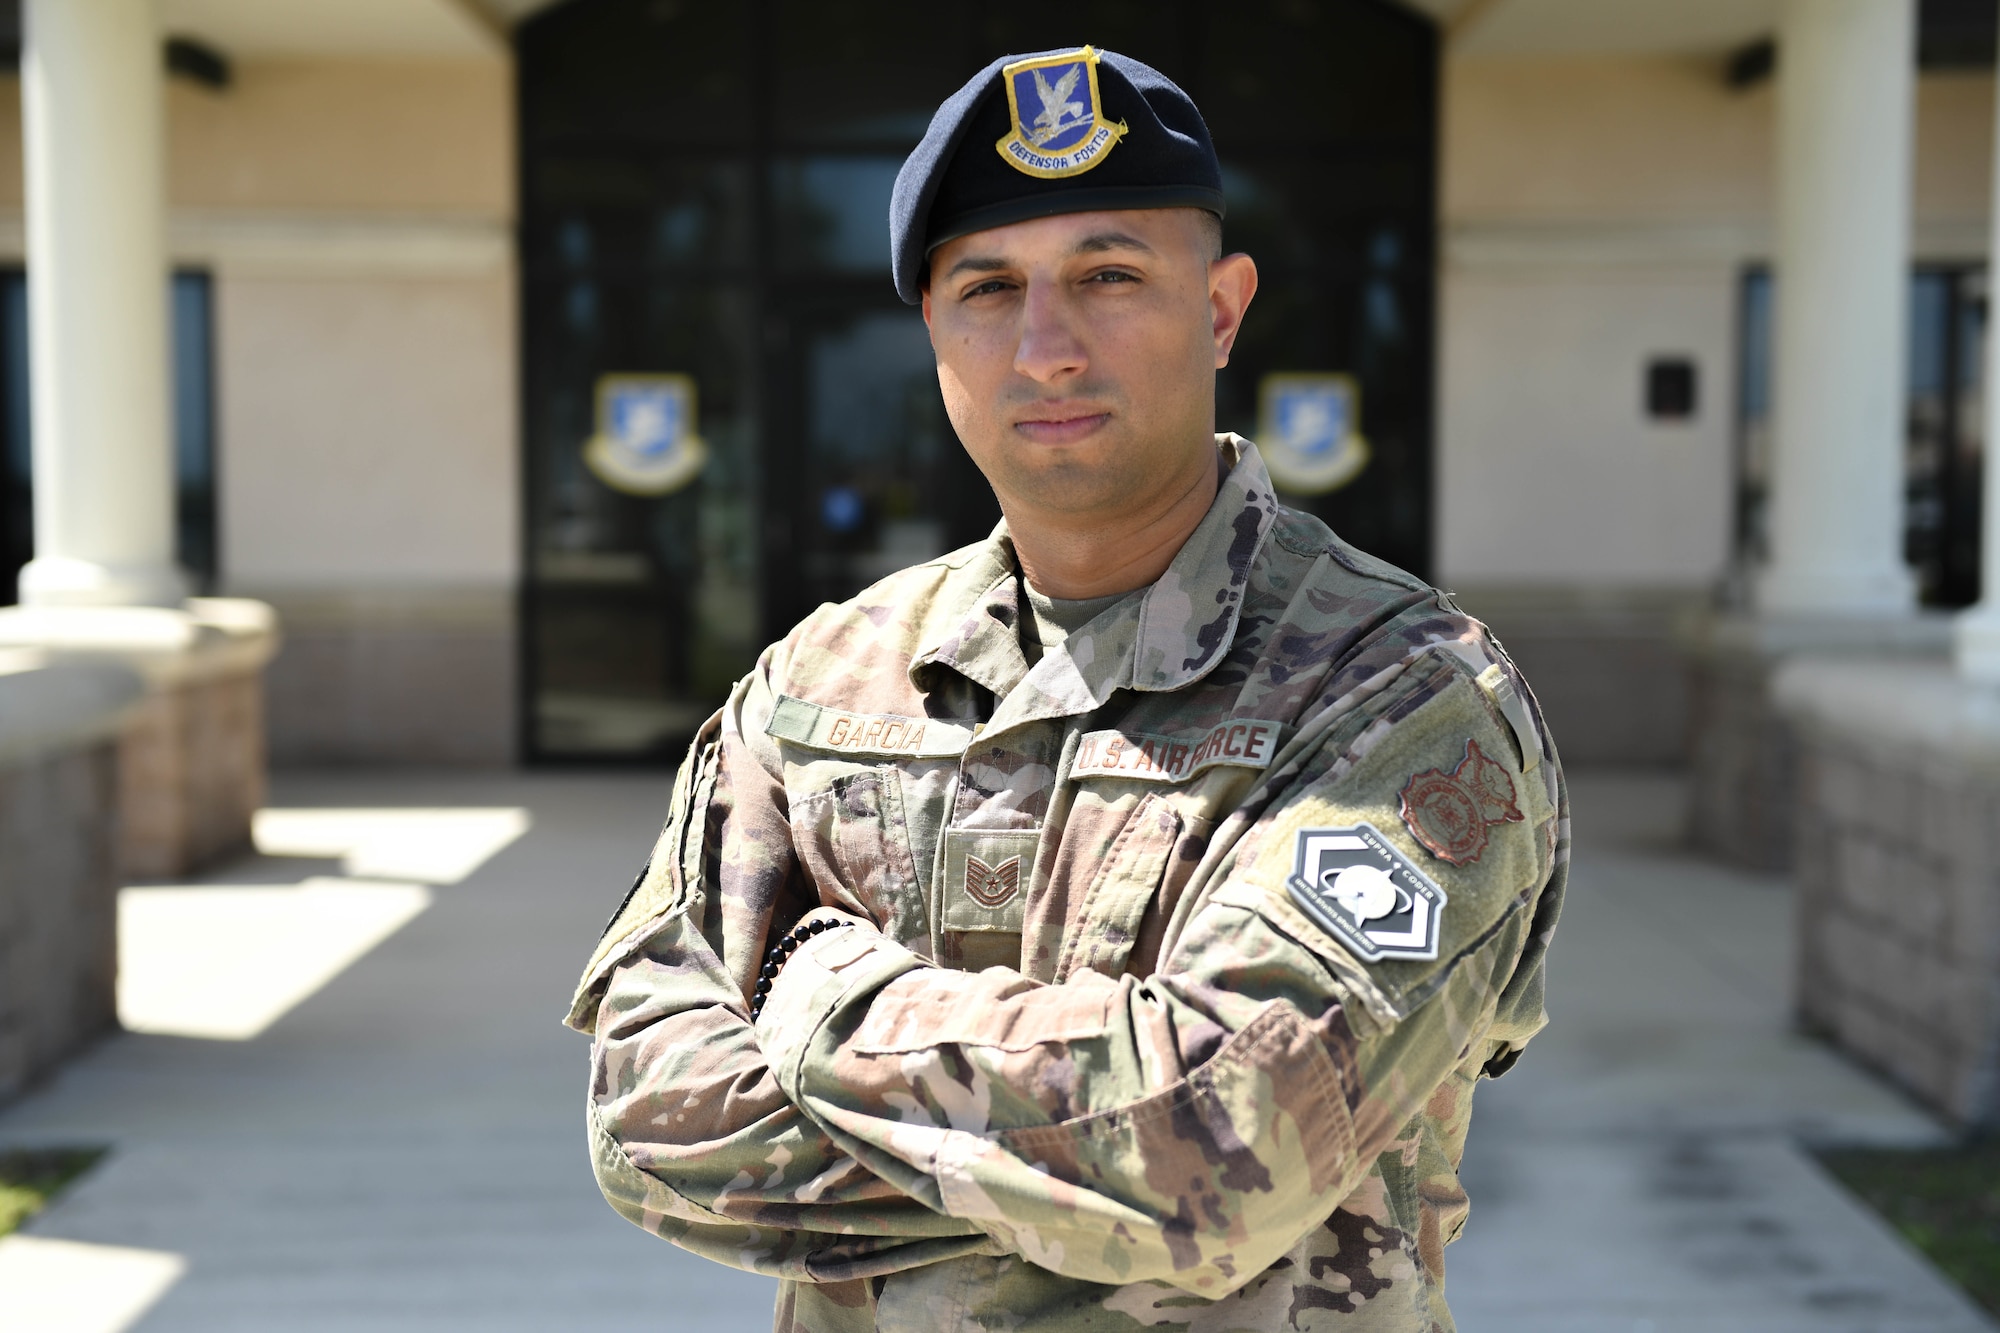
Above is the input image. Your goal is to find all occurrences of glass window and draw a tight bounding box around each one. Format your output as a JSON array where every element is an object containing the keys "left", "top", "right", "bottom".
[
  {"left": 1734, "top": 264, "right": 1985, "bottom": 607},
  {"left": 0, "top": 268, "right": 218, "bottom": 603}
]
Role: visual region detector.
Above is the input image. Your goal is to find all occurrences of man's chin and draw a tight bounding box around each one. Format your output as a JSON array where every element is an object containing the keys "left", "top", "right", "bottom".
[{"left": 993, "top": 465, "right": 1140, "bottom": 519}]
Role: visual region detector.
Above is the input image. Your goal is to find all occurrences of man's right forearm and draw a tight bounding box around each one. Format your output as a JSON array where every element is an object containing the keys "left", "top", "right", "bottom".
[{"left": 590, "top": 905, "right": 995, "bottom": 1277}]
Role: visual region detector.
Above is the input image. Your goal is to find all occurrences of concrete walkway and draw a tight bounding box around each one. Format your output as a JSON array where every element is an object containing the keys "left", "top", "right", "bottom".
[
  {"left": 0, "top": 768, "right": 1990, "bottom": 1331},
  {"left": 0, "top": 771, "right": 778, "bottom": 1332}
]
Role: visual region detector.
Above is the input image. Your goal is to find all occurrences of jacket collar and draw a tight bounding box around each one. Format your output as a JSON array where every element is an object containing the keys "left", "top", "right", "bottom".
[{"left": 909, "top": 436, "right": 1280, "bottom": 734}]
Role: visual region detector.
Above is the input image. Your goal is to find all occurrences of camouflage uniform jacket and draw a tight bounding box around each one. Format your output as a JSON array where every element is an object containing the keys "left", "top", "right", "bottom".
[{"left": 566, "top": 437, "right": 1567, "bottom": 1332}]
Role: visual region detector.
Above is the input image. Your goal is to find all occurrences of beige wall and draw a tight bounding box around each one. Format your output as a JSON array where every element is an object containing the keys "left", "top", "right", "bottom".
[
  {"left": 1446, "top": 58, "right": 1992, "bottom": 233},
  {"left": 0, "top": 61, "right": 516, "bottom": 589},
  {"left": 184, "top": 61, "right": 518, "bottom": 762},
  {"left": 0, "top": 60, "right": 518, "bottom": 761},
  {"left": 218, "top": 271, "right": 515, "bottom": 588},
  {"left": 1446, "top": 55, "right": 1772, "bottom": 227},
  {"left": 1439, "top": 266, "right": 1736, "bottom": 585},
  {"left": 167, "top": 60, "right": 510, "bottom": 216},
  {"left": 172, "top": 60, "right": 517, "bottom": 598},
  {"left": 1437, "top": 56, "right": 1997, "bottom": 592},
  {"left": 0, "top": 59, "right": 511, "bottom": 213}
]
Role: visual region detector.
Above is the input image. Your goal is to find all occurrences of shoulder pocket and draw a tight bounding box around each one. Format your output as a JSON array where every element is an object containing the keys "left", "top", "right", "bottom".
[
  {"left": 567, "top": 720, "right": 722, "bottom": 1030},
  {"left": 1056, "top": 793, "right": 1182, "bottom": 982},
  {"left": 1230, "top": 667, "right": 1551, "bottom": 1015}
]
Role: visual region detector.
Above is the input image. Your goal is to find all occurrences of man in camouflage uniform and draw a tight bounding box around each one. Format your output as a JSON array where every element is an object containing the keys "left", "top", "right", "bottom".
[{"left": 567, "top": 46, "right": 1565, "bottom": 1332}]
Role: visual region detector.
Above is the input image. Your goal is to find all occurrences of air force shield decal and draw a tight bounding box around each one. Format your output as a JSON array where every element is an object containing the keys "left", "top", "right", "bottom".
[
  {"left": 1286, "top": 822, "right": 1447, "bottom": 962},
  {"left": 583, "top": 373, "right": 709, "bottom": 497},
  {"left": 995, "top": 46, "right": 1127, "bottom": 179},
  {"left": 1257, "top": 373, "right": 1371, "bottom": 496}
]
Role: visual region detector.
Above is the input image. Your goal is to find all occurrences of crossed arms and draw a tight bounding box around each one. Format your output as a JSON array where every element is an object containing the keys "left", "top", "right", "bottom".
[{"left": 573, "top": 646, "right": 1561, "bottom": 1297}]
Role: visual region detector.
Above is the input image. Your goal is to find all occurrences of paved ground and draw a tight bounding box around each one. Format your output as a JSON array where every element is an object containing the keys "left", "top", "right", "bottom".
[
  {"left": 0, "top": 768, "right": 1991, "bottom": 1331},
  {"left": 1, "top": 771, "right": 777, "bottom": 1333}
]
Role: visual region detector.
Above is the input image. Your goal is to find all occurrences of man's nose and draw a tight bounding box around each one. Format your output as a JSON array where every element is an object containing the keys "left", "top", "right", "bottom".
[{"left": 1012, "top": 284, "right": 1087, "bottom": 384}]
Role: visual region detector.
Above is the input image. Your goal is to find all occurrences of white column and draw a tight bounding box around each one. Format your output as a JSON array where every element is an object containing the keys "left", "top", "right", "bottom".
[
  {"left": 1759, "top": 0, "right": 1917, "bottom": 616},
  {"left": 15, "top": 0, "right": 180, "bottom": 608},
  {"left": 1955, "top": 70, "right": 2000, "bottom": 679}
]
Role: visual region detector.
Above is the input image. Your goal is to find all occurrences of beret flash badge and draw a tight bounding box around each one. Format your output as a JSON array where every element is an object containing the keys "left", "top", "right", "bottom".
[
  {"left": 995, "top": 47, "right": 1127, "bottom": 179},
  {"left": 1287, "top": 824, "right": 1446, "bottom": 962},
  {"left": 1398, "top": 739, "right": 1523, "bottom": 866}
]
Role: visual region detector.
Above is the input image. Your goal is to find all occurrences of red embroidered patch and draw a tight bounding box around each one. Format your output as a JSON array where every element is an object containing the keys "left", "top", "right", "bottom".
[{"left": 1398, "top": 740, "right": 1523, "bottom": 865}]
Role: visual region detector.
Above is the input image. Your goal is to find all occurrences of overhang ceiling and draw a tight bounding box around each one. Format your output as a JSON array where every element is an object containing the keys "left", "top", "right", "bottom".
[
  {"left": 152, "top": 0, "right": 1794, "bottom": 63},
  {"left": 156, "top": 0, "right": 502, "bottom": 59},
  {"left": 1413, "top": 0, "right": 1779, "bottom": 55}
]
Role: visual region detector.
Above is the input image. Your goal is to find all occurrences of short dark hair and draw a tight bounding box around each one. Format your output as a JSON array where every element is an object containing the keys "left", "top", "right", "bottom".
[{"left": 1195, "top": 210, "right": 1223, "bottom": 261}]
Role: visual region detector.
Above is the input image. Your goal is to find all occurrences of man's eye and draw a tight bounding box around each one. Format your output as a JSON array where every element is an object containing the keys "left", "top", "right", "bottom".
[
  {"left": 1088, "top": 270, "right": 1138, "bottom": 284},
  {"left": 962, "top": 279, "right": 1012, "bottom": 299}
]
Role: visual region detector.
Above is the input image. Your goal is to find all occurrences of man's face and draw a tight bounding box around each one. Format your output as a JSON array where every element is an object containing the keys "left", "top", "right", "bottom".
[{"left": 921, "top": 208, "right": 1256, "bottom": 524}]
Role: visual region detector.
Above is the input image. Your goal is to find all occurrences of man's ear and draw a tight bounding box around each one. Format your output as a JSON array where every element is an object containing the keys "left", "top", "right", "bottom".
[
  {"left": 921, "top": 286, "right": 933, "bottom": 334},
  {"left": 1210, "top": 252, "right": 1258, "bottom": 369}
]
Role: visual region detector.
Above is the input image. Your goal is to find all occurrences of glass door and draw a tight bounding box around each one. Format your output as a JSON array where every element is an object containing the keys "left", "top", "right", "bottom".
[{"left": 519, "top": 0, "right": 1438, "bottom": 762}]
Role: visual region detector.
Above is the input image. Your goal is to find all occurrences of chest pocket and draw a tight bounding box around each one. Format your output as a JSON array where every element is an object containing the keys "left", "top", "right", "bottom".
[
  {"left": 936, "top": 827, "right": 1039, "bottom": 971},
  {"left": 1056, "top": 793, "right": 1184, "bottom": 982},
  {"left": 789, "top": 771, "right": 929, "bottom": 951}
]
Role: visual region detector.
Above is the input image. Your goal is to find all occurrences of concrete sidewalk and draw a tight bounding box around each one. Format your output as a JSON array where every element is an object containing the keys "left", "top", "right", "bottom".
[
  {"left": 0, "top": 771, "right": 780, "bottom": 1333},
  {"left": 0, "top": 768, "right": 1990, "bottom": 1331}
]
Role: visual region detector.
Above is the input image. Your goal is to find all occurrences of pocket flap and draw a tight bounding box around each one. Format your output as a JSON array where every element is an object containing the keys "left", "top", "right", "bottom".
[{"left": 940, "top": 828, "right": 1039, "bottom": 934}]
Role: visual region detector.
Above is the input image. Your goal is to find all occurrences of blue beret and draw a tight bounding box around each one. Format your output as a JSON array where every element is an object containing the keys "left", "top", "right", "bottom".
[{"left": 889, "top": 46, "right": 1224, "bottom": 305}]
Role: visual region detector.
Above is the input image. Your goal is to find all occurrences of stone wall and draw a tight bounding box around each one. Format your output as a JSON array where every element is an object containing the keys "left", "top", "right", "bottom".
[
  {"left": 253, "top": 586, "right": 514, "bottom": 765},
  {"left": 1446, "top": 585, "right": 1700, "bottom": 766},
  {"left": 1686, "top": 612, "right": 1952, "bottom": 871},
  {"left": 0, "top": 599, "right": 282, "bottom": 879},
  {"left": 0, "top": 654, "right": 141, "bottom": 1102},
  {"left": 1779, "top": 659, "right": 2000, "bottom": 1126},
  {"left": 118, "top": 666, "right": 267, "bottom": 879},
  {"left": 1687, "top": 640, "right": 1800, "bottom": 870}
]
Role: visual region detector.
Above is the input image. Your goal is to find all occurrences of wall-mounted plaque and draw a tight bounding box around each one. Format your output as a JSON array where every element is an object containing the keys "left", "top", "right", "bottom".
[
  {"left": 1257, "top": 372, "right": 1370, "bottom": 495},
  {"left": 582, "top": 374, "right": 709, "bottom": 496}
]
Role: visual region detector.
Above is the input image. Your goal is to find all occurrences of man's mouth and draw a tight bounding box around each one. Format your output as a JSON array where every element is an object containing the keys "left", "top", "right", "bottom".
[{"left": 1013, "top": 410, "right": 1111, "bottom": 445}]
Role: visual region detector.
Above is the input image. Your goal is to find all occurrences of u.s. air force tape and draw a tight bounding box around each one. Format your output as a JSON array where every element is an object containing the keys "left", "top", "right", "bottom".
[
  {"left": 1070, "top": 719, "right": 1279, "bottom": 784},
  {"left": 766, "top": 695, "right": 975, "bottom": 759}
]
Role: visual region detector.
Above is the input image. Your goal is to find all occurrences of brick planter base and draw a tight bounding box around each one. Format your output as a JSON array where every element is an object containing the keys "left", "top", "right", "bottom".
[{"left": 1778, "top": 659, "right": 2000, "bottom": 1126}]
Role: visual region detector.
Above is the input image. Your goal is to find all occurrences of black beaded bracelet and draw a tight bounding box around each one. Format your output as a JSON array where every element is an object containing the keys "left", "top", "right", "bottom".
[{"left": 750, "top": 917, "right": 845, "bottom": 1020}]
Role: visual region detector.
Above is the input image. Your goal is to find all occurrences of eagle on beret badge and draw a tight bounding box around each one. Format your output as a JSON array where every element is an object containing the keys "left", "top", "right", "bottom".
[{"left": 995, "top": 46, "right": 1128, "bottom": 179}]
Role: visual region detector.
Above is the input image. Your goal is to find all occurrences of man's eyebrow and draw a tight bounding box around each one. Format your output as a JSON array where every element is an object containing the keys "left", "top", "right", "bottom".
[
  {"left": 942, "top": 255, "right": 1010, "bottom": 280},
  {"left": 942, "top": 230, "right": 1158, "bottom": 281},
  {"left": 1072, "top": 230, "right": 1155, "bottom": 256}
]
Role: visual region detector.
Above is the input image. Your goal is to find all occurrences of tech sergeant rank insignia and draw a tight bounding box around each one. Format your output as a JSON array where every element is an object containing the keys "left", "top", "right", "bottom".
[
  {"left": 1286, "top": 823, "right": 1447, "bottom": 962},
  {"left": 994, "top": 47, "right": 1128, "bottom": 178}
]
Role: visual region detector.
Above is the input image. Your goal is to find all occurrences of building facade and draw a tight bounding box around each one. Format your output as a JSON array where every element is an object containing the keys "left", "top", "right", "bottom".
[{"left": 0, "top": 0, "right": 1990, "bottom": 768}]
